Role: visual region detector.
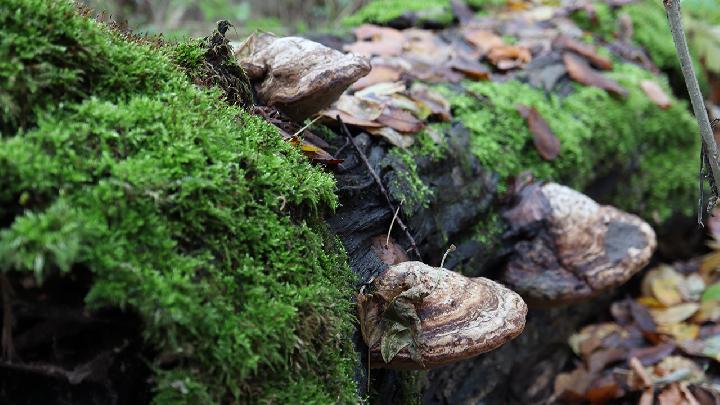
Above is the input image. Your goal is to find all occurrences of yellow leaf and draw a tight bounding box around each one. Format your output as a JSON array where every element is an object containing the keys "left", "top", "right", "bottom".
[
  {"left": 650, "top": 303, "right": 700, "bottom": 325},
  {"left": 657, "top": 322, "right": 699, "bottom": 341},
  {"left": 651, "top": 277, "right": 683, "bottom": 306},
  {"left": 637, "top": 296, "right": 666, "bottom": 309}
]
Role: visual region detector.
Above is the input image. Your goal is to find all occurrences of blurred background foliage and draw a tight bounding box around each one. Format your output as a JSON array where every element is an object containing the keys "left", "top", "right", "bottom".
[{"left": 81, "top": 0, "right": 370, "bottom": 39}]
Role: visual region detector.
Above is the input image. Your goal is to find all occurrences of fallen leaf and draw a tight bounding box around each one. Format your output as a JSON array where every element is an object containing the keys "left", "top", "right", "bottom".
[
  {"left": 639, "top": 388, "right": 654, "bottom": 405},
  {"left": 702, "top": 283, "right": 720, "bottom": 302},
  {"left": 588, "top": 347, "right": 626, "bottom": 372},
  {"left": 629, "top": 356, "right": 653, "bottom": 388},
  {"left": 403, "top": 29, "right": 452, "bottom": 64},
  {"left": 516, "top": 104, "right": 561, "bottom": 160},
  {"left": 563, "top": 53, "right": 628, "bottom": 98},
  {"left": 630, "top": 299, "right": 657, "bottom": 332},
  {"left": 640, "top": 80, "right": 673, "bottom": 109},
  {"left": 641, "top": 265, "right": 685, "bottom": 306},
  {"left": 409, "top": 83, "right": 452, "bottom": 121},
  {"left": 628, "top": 343, "right": 676, "bottom": 366},
  {"left": 368, "top": 127, "right": 415, "bottom": 148},
  {"left": 659, "top": 383, "right": 684, "bottom": 405},
  {"left": 355, "top": 81, "right": 406, "bottom": 98},
  {"left": 650, "top": 303, "right": 700, "bottom": 325},
  {"left": 554, "top": 367, "right": 592, "bottom": 398},
  {"left": 658, "top": 322, "right": 700, "bottom": 342},
  {"left": 377, "top": 108, "right": 425, "bottom": 133},
  {"left": 380, "top": 322, "right": 412, "bottom": 363},
  {"left": 585, "top": 383, "right": 621, "bottom": 403},
  {"left": 335, "top": 94, "right": 385, "bottom": 121},
  {"left": 322, "top": 109, "right": 383, "bottom": 128},
  {"left": 487, "top": 45, "right": 532, "bottom": 70},
  {"left": 695, "top": 299, "right": 720, "bottom": 323},
  {"left": 555, "top": 35, "right": 613, "bottom": 70},
  {"left": 462, "top": 28, "right": 505, "bottom": 55},
  {"left": 447, "top": 55, "right": 491, "bottom": 80},
  {"left": 352, "top": 64, "right": 403, "bottom": 90},
  {"left": 370, "top": 235, "right": 409, "bottom": 266},
  {"left": 344, "top": 25, "right": 405, "bottom": 57}
]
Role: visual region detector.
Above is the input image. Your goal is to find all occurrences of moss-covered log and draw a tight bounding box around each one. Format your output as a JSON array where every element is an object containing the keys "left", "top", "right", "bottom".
[{"left": 0, "top": 1, "right": 357, "bottom": 403}]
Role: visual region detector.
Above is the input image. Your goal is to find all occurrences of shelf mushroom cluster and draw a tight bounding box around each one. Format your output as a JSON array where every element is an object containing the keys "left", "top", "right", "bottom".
[
  {"left": 235, "top": 33, "right": 371, "bottom": 120},
  {"left": 501, "top": 182, "right": 656, "bottom": 305},
  {"left": 357, "top": 261, "right": 527, "bottom": 370}
]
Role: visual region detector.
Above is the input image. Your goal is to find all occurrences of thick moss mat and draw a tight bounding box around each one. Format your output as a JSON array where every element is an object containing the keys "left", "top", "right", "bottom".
[{"left": 0, "top": 0, "right": 356, "bottom": 403}]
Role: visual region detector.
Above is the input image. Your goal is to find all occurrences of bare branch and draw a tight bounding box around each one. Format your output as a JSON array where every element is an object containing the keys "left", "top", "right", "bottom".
[{"left": 663, "top": 0, "right": 720, "bottom": 205}]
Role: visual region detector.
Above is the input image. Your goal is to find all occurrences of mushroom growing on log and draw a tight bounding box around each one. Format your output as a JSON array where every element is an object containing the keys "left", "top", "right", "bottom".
[
  {"left": 502, "top": 182, "right": 656, "bottom": 305},
  {"left": 358, "top": 261, "right": 527, "bottom": 370},
  {"left": 235, "top": 33, "right": 371, "bottom": 120}
]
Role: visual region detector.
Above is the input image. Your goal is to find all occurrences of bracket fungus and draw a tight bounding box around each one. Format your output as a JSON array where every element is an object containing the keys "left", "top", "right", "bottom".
[
  {"left": 502, "top": 182, "right": 656, "bottom": 305},
  {"left": 235, "top": 33, "right": 371, "bottom": 120},
  {"left": 358, "top": 261, "right": 527, "bottom": 370}
]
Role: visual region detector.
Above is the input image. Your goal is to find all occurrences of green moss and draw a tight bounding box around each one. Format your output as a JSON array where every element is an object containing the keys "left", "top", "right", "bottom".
[
  {"left": 386, "top": 148, "right": 434, "bottom": 215},
  {"left": 0, "top": 1, "right": 357, "bottom": 403},
  {"left": 344, "top": 0, "right": 454, "bottom": 27},
  {"left": 343, "top": 0, "right": 510, "bottom": 26},
  {"left": 472, "top": 210, "right": 504, "bottom": 248},
  {"left": 439, "top": 62, "right": 698, "bottom": 220},
  {"left": 413, "top": 123, "right": 450, "bottom": 161},
  {"left": 571, "top": 2, "right": 617, "bottom": 41}
]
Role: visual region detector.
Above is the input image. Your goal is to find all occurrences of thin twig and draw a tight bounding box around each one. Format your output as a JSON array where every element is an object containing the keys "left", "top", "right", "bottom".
[
  {"left": 664, "top": 0, "right": 720, "bottom": 213},
  {"left": 336, "top": 116, "right": 423, "bottom": 260},
  {"left": 292, "top": 115, "right": 322, "bottom": 138},
  {"left": 386, "top": 201, "right": 403, "bottom": 248}
]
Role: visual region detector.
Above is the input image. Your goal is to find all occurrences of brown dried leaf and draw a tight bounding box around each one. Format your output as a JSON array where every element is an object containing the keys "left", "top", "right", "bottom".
[
  {"left": 516, "top": 104, "right": 561, "bottom": 160},
  {"left": 659, "top": 383, "right": 685, "bottom": 405},
  {"left": 345, "top": 25, "right": 405, "bottom": 57},
  {"left": 487, "top": 45, "right": 532, "bottom": 70},
  {"left": 322, "top": 109, "right": 382, "bottom": 128},
  {"left": 585, "top": 383, "right": 621, "bottom": 403},
  {"left": 639, "top": 388, "right": 655, "bottom": 405},
  {"left": 371, "top": 235, "right": 409, "bottom": 266},
  {"left": 554, "top": 367, "right": 592, "bottom": 398},
  {"left": 629, "top": 356, "right": 653, "bottom": 388},
  {"left": 640, "top": 80, "right": 673, "bottom": 109},
  {"left": 462, "top": 28, "right": 505, "bottom": 55},
  {"left": 447, "top": 55, "right": 491, "bottom": 80},
  {"left": 377, "top": 108, "right": 425, "bottom": 133},
  {"left": 335, "top": 94, "right": 385, "bottom": 121},
  {"left": 563, "top": 53, "right": 628, "bottom": 98},
  {"left": 368, "top": 127, "right": 415, "bottom": 148},
  {"left": 628, "top": 343, "right": 676, "bottom": 367},
  {"left": 409, "top": 83, "right": 452, "bottom": 121},
  {"left": 555, "top": 36, "right": 613, "bottom": 70},
  {"left": 352, "top": 64, "right": 402, "bottom": 91},
  {"left": 587, "top": 348, "right": 626, "bottom": 373}
]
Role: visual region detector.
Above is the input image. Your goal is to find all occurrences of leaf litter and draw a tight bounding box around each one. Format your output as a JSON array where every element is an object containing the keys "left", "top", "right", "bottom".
[{"left": 554, "top": 211, "right": 720, "bottom": 404}]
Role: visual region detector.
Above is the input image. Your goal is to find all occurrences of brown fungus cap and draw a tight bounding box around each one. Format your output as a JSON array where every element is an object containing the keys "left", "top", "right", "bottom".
[
  {"left": 502, "top": 182, "right": 656, "bottom": 305},
  {"left": 236, "top": 33, "right": 370, "bottom": 121},
  {"left": 358, "top": 261, "right": 527, "bottom": 370}
]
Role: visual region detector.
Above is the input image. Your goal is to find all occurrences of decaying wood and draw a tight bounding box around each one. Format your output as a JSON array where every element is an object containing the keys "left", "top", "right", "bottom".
[
  {"left": 502, "top": 182, "right": 656, "bottom": 305},
  {"left": 358, "top": 261, "right": 527, "bottom": 370},
  {"left": 236, "top": 33, "right": 370, "bottom": 120},
  {"left": 338, "top": 116, "right": 423, "bottom": 260}
]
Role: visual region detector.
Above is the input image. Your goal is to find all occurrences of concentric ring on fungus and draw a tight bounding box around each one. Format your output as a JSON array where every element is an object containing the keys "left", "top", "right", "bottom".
[{"left": 358, "top": 261, "right": 527, "bottom": 370}]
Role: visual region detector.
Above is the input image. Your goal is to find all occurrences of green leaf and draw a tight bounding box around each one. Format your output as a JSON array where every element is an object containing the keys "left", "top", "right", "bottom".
[
  {"left": 702, "top": 283, "right": 720, "bottom": 302},
  {"left": 380, "top": 322, "right": 412, "bottom": 363}
]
